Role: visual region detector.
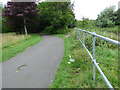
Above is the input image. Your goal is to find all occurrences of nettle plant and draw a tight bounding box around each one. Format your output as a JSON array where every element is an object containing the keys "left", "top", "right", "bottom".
[{"left": 2, "top": 2, "right": 40, "bottom": 35}]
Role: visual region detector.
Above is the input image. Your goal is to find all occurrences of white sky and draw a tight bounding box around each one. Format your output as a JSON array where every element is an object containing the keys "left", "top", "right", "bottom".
[
  {"left": 72, "top": 0, "right": 119, "bottom": 20},
  {"left": 0, "top": 0, "right": 119, "bottom": 20}
]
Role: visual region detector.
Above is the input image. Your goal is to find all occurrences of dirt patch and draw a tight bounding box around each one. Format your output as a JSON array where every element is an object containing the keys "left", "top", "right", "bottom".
[{"left": 65, "top": 32, "right": 70, "bottom": 38}]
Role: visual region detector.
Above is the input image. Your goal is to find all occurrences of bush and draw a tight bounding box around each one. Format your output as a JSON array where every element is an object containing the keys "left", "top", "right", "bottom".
[
  {"left": 95, "top": 6, "right": 117, "bottom": 27},
  {"left": 76, "top": 18, "right": 95, "bottom": 29},
  {"left": 37, "top": 2, "right": 76, "bottom": 34},
  {"left": 107, "top": 20, "right": 115, "bottom": 27},
  {"left": 54, "top": 27, "right": 71, "bottom": 34},
  {"left": 43, "top": 26, "right": 54, "bottom": 34},
  {"left": 2, "top": 18, "right": 10, "bottom": 33}
]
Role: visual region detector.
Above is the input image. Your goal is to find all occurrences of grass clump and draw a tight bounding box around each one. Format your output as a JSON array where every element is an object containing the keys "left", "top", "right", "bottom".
[{"left": 2, "top": 33, "right": 31, "bottom": 49}]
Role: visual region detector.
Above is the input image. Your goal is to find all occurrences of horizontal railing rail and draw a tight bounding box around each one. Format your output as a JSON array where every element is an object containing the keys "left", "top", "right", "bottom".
[
  {"left": 74, "top": 28, "right": 119, "bottom": 89},
  {"left": 74, "top": 28, "right": 119, "bottom": 46}
]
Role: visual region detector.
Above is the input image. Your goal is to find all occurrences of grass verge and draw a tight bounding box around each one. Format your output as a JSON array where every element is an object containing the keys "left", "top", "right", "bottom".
[
  {"left": 1, "top": 34, "right": 42, "bottom": 62},
  {"left": 54, "top": 34, "right": 66, "bottom": 38},
  {"left": 49, "top": 29, "right": 118, "bottom": 88}
]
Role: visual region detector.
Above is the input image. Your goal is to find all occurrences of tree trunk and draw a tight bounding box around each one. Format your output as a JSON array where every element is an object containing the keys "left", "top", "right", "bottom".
[{"left": 24, "top": 19, "right": 28, "bottom": 36}]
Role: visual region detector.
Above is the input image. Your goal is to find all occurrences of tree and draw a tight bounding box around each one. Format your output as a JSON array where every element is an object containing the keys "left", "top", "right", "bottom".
[
  {"left": 96, "top": 6, "right": 117, "bottom": 27},
  {"left": 115, "top": 8, "right": 120, "bottom": 25},
  {"left": 2, "top": 2, "right": 39, "bottom": 35},
  {"left": 0, "top": 3, "right": 2, "bottom": 33},
  {"left": 36, "top": 1, "right": 76, "bottom": 34}
]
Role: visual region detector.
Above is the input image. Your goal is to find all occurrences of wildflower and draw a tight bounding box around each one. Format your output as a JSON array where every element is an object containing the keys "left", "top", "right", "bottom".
[
  {"left": 69, "top": 55, "right": 71, "bottom": 58},
  {"left": 77, "top": 68, "right": 80, "bottom": 70},
  {"left": 68, "top": 62, "right": 71, "bottom": 64},
  {"left": 70, "top": 59, "right": 75, "bottom": 62}
]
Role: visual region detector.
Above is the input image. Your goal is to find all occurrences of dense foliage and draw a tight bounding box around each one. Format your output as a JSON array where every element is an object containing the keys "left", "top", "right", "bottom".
[
  {"left": 2, "top": 17, "right": 10, "bottom": 33},
  {"left": 2, "top": 2, "right": 39, "bottom": 34},
  {"left": 2, "top": 1, "right": 76, "bottom": 34},
  {"left": 96, "top": 6, "right": 119, "bottom": 27},
  {"left": 76, "top": 17, "right": 95, "bottom": 29},
  {"left": 115, "top": 8, "right": 120, "bottom": 25},
  {"left": 36, "top": 2, "right": 76, "bottom": 34}
]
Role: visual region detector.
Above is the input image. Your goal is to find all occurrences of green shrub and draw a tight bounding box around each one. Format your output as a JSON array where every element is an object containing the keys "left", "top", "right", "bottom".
[
  {"left": 95, "top": 6, "right": 117, "bottom": 27},
  {"left": 37, "top": 2, "right": 76, "bottom": 34},
  {"left": 44, "top": 26, "right": 54, "bottom": 34},
  {"left": 107, "top": 20, "right": 115, "bottom": 27},
  {"left": 2, "top": 18, "right": 10, "bottom": 33}
]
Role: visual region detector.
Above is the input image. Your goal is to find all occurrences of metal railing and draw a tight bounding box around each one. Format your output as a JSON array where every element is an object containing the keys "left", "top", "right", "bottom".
[{"left": 74, "top": 28, "right": 120, "bottom": 89}]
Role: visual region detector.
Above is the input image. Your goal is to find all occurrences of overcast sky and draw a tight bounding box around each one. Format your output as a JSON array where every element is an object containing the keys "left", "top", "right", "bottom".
[
  {"left": 0, "top": 0, "right": 119, "bottom": 20},
  {"left": 72, "top": 0, "right": 119, "bottom": 20}
]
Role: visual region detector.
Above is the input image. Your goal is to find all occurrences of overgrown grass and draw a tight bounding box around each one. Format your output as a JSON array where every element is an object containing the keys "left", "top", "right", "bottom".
[
  {"left": 49, "top": 26, "right": 118, "bottom": 88},
  {"left": 1, "top": 33, "right": 42, "bottom": 62},
  {"left": 2, "top": 33, "right": 31, "bottom": 49},
  {"left": 76, "top": 21, "right": 118, "bottom": 41}
]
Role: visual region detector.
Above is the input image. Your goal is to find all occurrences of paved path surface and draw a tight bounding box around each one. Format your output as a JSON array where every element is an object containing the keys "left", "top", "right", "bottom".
[{"left": 2, "top": 35, "right": 64, "bottom": 88}]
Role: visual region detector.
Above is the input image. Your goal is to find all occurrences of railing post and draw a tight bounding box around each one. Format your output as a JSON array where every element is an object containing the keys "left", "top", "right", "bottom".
[
  {"left": 79, "top": 31, "right": 81, "bottom": 38},
  {"left": 74, "top": 28, "right": 75, "bottom": 32},
  {"left": 83, "top": 31, "right": 85, "bottom": 44},
  {"left": 92, "top": 32, "right": 96, "bottom": 81},
  {"left": 75, "top": 29, "right": 115, "bottom": 88},
  {"left": 77, "top": 30, "right": 79, "bottom": 37}
]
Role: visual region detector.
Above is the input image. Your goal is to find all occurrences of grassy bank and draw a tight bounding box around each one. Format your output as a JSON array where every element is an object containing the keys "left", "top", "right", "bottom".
[
  {"left": 1, "top": 33, "right": 42, "bottom": 62},
  {"left": 49, "top": 26, "right": 118, "bottom": 88}
]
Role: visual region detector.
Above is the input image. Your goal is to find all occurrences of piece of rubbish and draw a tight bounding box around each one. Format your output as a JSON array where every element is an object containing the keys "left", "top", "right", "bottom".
[
  {"left": 18, "top": 65, "right": 27, "bottom": 70},
  {"left": 16, "top": 64, "right": 27, "bottom": 72},
  {"left": 16, "top": 70, "right": 19, "bottom": 72}
]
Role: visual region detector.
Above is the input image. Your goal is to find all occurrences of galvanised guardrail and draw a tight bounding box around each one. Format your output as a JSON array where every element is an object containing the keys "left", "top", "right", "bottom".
[{"left": 74, "top": 28, "right": 120, "bottom": 89}]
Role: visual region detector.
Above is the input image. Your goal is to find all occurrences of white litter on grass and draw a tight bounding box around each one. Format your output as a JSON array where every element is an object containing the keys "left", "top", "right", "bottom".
[
  {"left": 77, "top": 68, "right": 80, "bottom": 70},
  {"left": 68, "top": 62, "right": 71, "bottom": 64},
  {"left": 68, "top": 55, "right": 75, "bottom": 64},
  {"left": 69, "top": 55, "right": 71, "bottom": 58},
  {"left": 70, "top": 59, "right": 75, "bottom": 62}
]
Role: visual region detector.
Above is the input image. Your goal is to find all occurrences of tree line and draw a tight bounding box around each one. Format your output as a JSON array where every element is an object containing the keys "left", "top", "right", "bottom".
[
  {"left": 76, "top": 5, "right": 119, "bottom": 30},
  {"left": 2, "top": 1, "right": 119, "bottom": 34},
  {"left": 96, "top": 6, "right": 120, "bottom": 27},
  {"left": 2, "top": 0, "right": 76, "bottom": 34}
]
